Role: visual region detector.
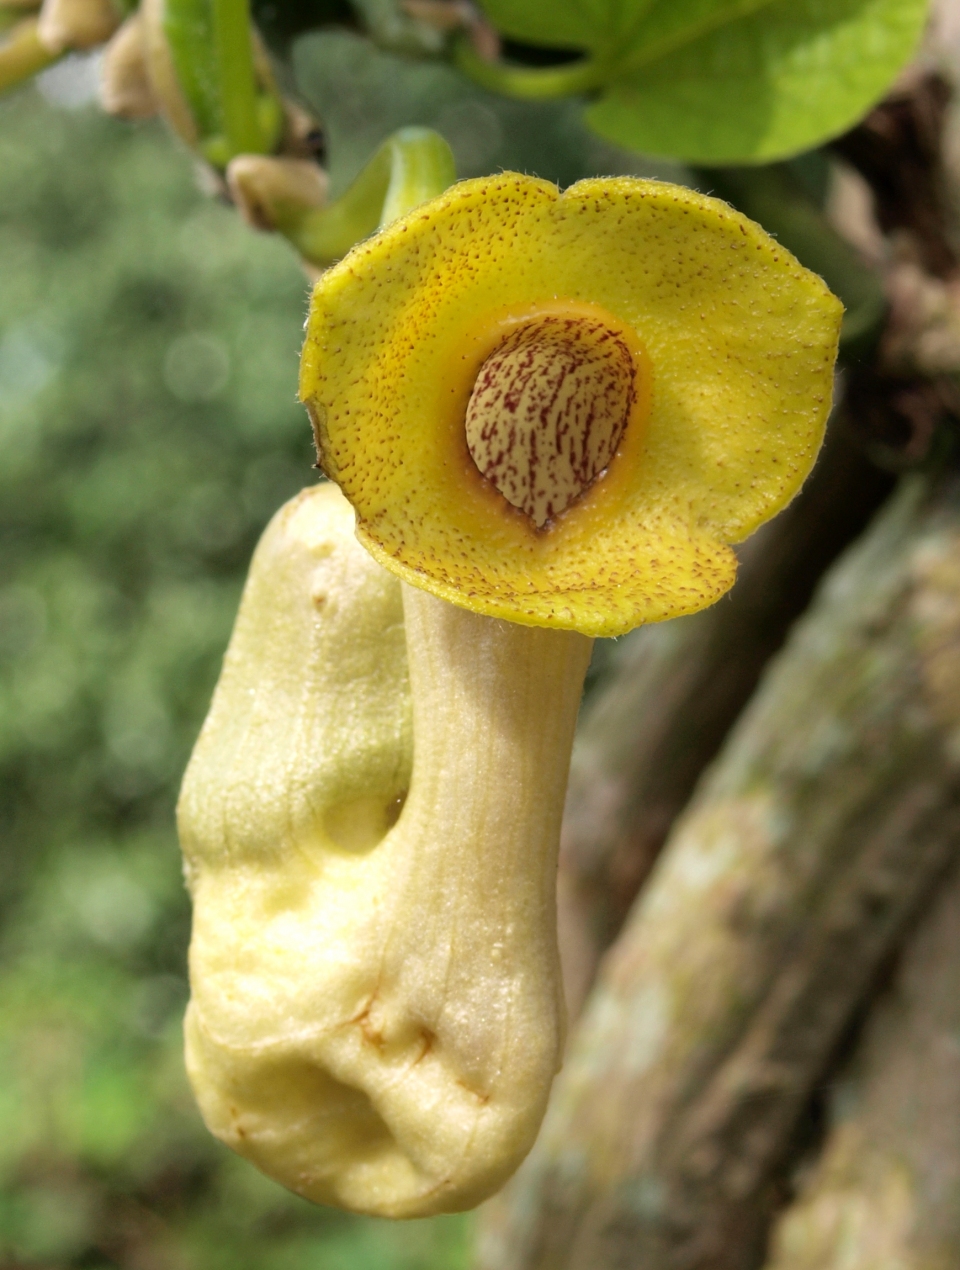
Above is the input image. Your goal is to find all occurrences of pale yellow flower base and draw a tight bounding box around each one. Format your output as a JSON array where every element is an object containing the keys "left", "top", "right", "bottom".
[{"left": 179, "top": 483, "right": 592, "bottom": 1216}]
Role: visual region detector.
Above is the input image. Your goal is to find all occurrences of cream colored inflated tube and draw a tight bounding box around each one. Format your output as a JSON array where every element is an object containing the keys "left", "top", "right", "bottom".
[{"left": 178, "top": 482, "right": 592, "bottom": 1216}]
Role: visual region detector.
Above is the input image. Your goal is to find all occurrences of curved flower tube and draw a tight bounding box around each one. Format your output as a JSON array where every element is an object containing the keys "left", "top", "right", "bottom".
[
  {"left": 180, "top": 483, "right": 588, "bottom": 1215},
  {"left": 181, "top": 173, "right": 842, "bottom": 1217}
]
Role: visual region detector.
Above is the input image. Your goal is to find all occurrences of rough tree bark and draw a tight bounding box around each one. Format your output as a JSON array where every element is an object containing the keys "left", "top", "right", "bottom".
[
  {"left": 765, "top": 850, "right": 960, "bottom": 1270},
  {"left": 476, "top": 469, "right": 960, "bottom": 1270},
  {"left": 557, "top": 418, "right": 893, "bottom": 1019}
]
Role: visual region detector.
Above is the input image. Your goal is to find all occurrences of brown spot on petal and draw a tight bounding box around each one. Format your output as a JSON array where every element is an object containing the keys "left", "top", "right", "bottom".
[{"left": 465, "top": 315, "right": 636, "bottom": 528}]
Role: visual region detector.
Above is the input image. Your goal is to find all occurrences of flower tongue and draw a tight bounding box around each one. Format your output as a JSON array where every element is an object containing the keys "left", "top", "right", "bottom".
[{"left": 465, "top": 315, "right": 636, "bottom": 529}]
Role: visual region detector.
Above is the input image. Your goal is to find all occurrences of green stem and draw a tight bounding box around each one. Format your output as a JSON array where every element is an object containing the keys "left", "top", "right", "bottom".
[
  {"left": 0, "top": 16, "right": 59, "bottom": 94},
  {"left": 701, "top": 165, "right": 886, "bottom": 356},
  {"left": 163, "top": 0, "right": 219, "bottom": 137},
  {"left": 291, "top": 127, "right": 456, "bottom": 269},
  {"left": 163, "top": 0, "right": 276, "bottom": 166},
  {"left": 453, "top": 35, "right": 602, "bottom": 100},
  {"left": 210, "top": 0, "right": 261, "bottom": 157}
]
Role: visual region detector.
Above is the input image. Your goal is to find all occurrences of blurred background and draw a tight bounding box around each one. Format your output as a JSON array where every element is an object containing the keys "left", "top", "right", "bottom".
[{"left": 0, "top": 63, "right": 474, "bottom": 1268}]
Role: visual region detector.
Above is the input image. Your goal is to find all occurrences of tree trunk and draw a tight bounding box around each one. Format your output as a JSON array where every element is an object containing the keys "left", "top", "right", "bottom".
[
  {"left": 557, "top": 417, "right": 893, "bottom": 1019},
  {"left": 765, "top": 840, "right": 960, "bottom": 1268},
  {"left": 476, "top": 467, "right": 960, "bottom": 1270}
]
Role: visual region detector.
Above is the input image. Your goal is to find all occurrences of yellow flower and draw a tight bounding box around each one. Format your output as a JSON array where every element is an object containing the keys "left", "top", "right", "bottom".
[
  {"left": 179, "top": 173, "right": 844, "bottom": 1220},
  {"left": 300, "top": 172, "right": 842, "bottom": 638}
]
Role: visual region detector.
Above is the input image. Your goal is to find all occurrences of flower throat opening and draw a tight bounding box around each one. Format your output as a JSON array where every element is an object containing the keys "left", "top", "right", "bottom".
[{"left": 464, "top": 314, "right": 638, "bottom": 530}]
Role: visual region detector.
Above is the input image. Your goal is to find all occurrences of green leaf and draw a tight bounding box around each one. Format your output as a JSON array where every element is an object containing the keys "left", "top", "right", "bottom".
[
  {"left": 476, "top": 0, "right": 656, "bottom": 56},
  {"left": 474, "top": 0, "right": 787, "bottom": 67},
  {"left": 613, "top": 0, "right": 776, "bottom": 69},
  {"left": 465, "top": 0, "right": 928, "bottom": 162},
  {"left": 586, "top": 0, "right": 929, "bottom": 163}
]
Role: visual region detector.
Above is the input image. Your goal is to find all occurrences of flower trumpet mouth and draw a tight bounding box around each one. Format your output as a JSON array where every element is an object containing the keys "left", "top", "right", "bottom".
[
  {"left": 301, "top": 172, "right": 842, "bottom": 637},
  {"left": 180, "top": 172, "right": 842, "bottom": 1217}
]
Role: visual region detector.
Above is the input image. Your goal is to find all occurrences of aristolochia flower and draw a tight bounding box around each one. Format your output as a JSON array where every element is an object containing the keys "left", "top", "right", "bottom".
[
  {"left": 300, "top": 172, "right": 842, "bottom": 636},
  {"left": 180, "top": 173, "right": 842, "bottom": 1220}
]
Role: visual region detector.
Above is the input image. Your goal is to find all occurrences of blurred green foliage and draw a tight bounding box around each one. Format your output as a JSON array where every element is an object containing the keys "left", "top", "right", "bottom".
[{"left": 0, "top": 84, "right": 471, "bottom": 1268}]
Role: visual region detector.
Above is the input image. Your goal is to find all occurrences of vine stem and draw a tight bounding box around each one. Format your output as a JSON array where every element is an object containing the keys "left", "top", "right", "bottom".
[
  {"left": 210, "top": 0, "right": 261, "bottom": 156},
  {"left": 453, "top": 36, "right": 602, "bottom": 99}
]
